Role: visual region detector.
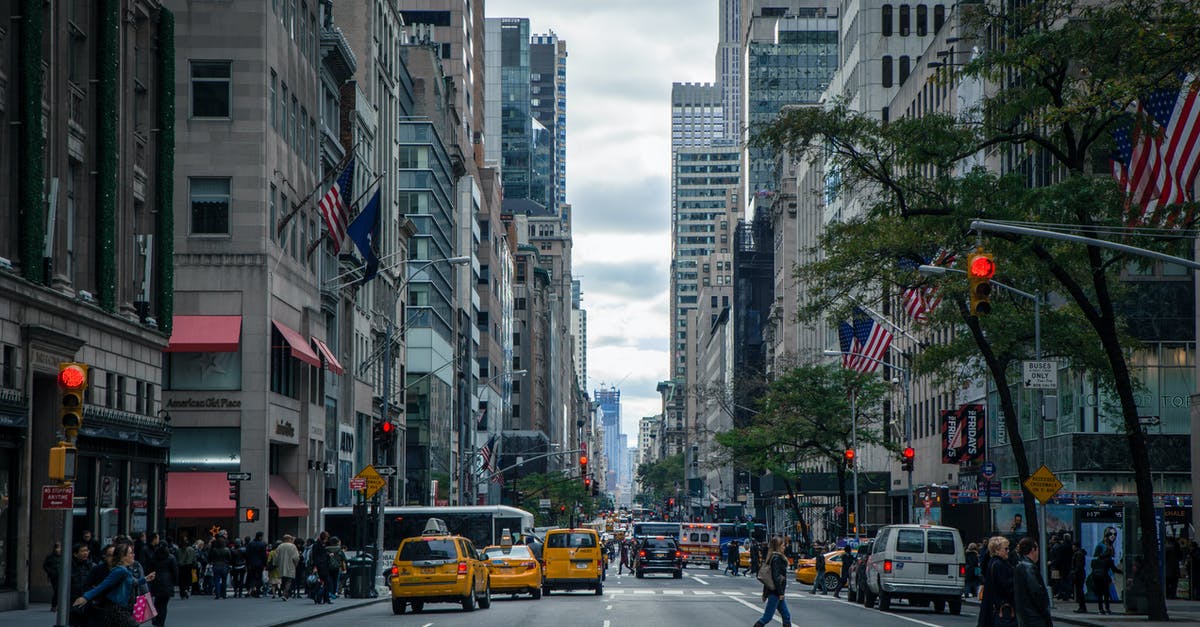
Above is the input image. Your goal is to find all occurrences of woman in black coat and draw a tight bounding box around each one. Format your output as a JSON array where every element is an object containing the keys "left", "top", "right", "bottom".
[
  {"left": 980, "top": 536, "right": 1016, "bottom": 627},
  {"left": 1090, "top": 549, "right": 1122, "bottom": 615},
  {"left": 753, "top": 536, "right": 791, "bottom": 627},
  {"left": 149, "top": 543, "right": 177, "bottom": 626}
]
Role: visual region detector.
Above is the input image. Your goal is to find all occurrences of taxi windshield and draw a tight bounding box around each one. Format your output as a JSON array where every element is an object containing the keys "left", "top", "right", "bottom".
[
  {"left": 547, "top": 533, "right": 596, "bottom": 549},
  {"left": 484, "top": 546, "right": 533, "bottom": 559},
  {"left": 398, "top": 539, "right": 457, "bottom": 561}
]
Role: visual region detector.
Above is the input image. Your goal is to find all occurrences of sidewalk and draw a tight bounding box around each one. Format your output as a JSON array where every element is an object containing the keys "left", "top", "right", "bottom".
[
  {"left": 0, "top": 591, "right": 388, "bottom": 627},
  {"left": 965, "top": 596, "right": 1200, "bottom": 626}
]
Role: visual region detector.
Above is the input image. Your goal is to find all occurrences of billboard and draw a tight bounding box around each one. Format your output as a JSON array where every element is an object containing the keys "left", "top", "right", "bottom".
[{"left": 942, "top": 404, "right": 986, "bottom": 463}]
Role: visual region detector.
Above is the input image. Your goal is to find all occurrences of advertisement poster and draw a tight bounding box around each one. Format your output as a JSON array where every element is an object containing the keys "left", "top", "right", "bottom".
[
  {"left": 942, "top": 405, "right": 986, "bottom": 463},
  {"left": 942, "top": 409, "right": 962, "bottom": 463},
  {"left": 1080, "top": 508, "right": 1124, "bottom": 602},
  {"left": 992, "top": 503, "right": 1073, "bottom": 539}
]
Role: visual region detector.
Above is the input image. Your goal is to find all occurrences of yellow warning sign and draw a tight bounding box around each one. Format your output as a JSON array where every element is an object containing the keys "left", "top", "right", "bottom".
[
  {"left": 1022, "top": 465, "right": 1063, "bottom": 504},
  {"left": 355, "top": 465, "right": 387, "bottom": 499}
]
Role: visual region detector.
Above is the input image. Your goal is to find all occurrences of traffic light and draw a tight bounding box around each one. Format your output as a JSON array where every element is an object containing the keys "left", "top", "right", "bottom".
[
  {"left": 579, "top": 453, "right": 589, "bottom": 479},
  {"left": 374, "top": 420, "right": 396, "bottom": 446},
  {"left": 901, "top": 447, "right": 915, "bottom": 472},
  {"left": 844, "top": 448, "right": 856, "bottom": 466},
  {"left": 57, "top": 362, "right": 88, "bottom": 442},
  {"left": 228, "top": 480, "right": 240, "bottom": 502},
  {"left": 240, "top": 507, "right": 260, "bottom": 523},
  {"left": 668, "top": 497, "right": 675, "bottom": 508},
  {"left": 48, "top": 443, "right": 77, "bottom": 481},
  {"left": 967, "top": 249, "right": 995, "bottom": 316},
  {"left": 584, "top": 476, "right": 593, "bottom": 490},
  {"left": 592, "top": 479, "right": 600, "bottom": 497}
]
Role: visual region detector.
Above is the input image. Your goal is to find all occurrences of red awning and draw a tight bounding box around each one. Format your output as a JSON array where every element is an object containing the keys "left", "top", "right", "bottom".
[
  {"left": 165, "top": 472, "right": 236, "bottom": 518},
  {"left": 271, "top": 320, "right": 321, "bottom": 367},
  {"left": 269, "top": 475, "right": 309, "bottom": 517},
  {"left": 166, "top": 316, "right": 242, "bottom": 353},
  {"left": 311, "top": 338, "right": 345, "bottom": 376}
]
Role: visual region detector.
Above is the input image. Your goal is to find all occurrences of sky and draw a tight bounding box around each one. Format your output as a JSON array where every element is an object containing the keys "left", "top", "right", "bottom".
[{"left": 486, "top": 0, "right": 720, "bottom": 442}]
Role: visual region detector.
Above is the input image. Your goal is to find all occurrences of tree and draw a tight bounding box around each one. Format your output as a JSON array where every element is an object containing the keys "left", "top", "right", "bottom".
[
  {"left": 716, "top": 364, "right": 891, "bottom": 541},
  {"left": 513, "top": 472, "right": 597, "bottom": 526},
  {"left": 753, "top": 1, "right": 1200, "bottom": 619},
  {"left": 636, "top": 454, "right": 684, "bottom": 506}
]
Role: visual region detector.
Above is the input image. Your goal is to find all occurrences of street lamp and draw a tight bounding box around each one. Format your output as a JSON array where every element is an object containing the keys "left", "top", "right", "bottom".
[
  {"left": 824, "top": 349, "right": 913, "bottom": 528},
  {"left": 917, "top": 263, "right": 1048, "bottom": 592}
]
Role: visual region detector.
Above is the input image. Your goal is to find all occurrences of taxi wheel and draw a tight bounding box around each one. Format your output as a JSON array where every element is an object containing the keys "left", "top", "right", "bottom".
[
  {"left": 822, "top": 572, "right": 840, "bottom": 591},
  {"left": 878, "top": 588, "right": 892, "bottom": 612},
  {"left": 542, "top": 586, "right": 551, "bottom": 596},
  {"left": 949, "top": 598, "right": 963, "bottom": 615},
  {"left": 595, "top": 581, "right": 603, "bottom": 595},
  {"left": 411, "top": 601, "right": 424, "bottom": 613},
  {"left": 479, "top": 581, "right": 492, "bottom": 609},
  {"left": 462, "top": 582, "right": 477, "bottom": 612},
  {"left": 531, "top": 586, "right": 542, "bottom": 600},
  {"left": 391, "top": 599, "right": 406, "bottom": 615}
]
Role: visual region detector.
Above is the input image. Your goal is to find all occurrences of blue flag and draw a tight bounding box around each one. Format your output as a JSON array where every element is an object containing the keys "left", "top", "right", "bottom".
[{"left": 347, "top": 189, "right": 381, "bottom": 283}]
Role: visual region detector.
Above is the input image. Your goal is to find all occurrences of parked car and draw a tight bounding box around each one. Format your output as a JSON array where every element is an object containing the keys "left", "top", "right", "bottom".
[
  {"left": 863, "top": 524, "right": 964, "bottom": 614},
  {"left": 846, "top": 541, "right": 873, "bottom": 603}
]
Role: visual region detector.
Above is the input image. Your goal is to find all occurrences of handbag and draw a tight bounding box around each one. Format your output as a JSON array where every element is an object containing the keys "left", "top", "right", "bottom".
[
  {"left": 976, "top": 584, "right": 985, "bottom": 601},
  {"left": 131, "top": 592, "right": 158, "bottom": 624},
  {"left": 757, "top": 560, "right": 775, "bottom": 591}
]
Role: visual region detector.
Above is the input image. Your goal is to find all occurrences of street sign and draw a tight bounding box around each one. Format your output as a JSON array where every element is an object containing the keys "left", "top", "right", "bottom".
[
  {"left": 1022, "top": 361, "right": 1057, "bottom": 390},
  {"left": 354, "top": 465, "right": 387, "bottom": 499},
  {"left": 981, "top": 461, "right": 996, "bottom": 479},
  {"left": 42, "top": 485, "right": 74, "bottom": 510},
  {"left": 226, "top": 472, "right": 252, "bottom": 482},
  {"left": 349, "top": 477, "right": 367, "bottom": 491},
  {"left": 1023, "top": 465, "right": 1063, "bottom": 504},
  {"left": 1138, "top": 416, "right": 1161, "bottom": 426},
  {"left": 375, "top": 466, "right": 398, "bottom": 477},
  {"left": 539, "top": 498, "right": 551, "bottom": 511}
]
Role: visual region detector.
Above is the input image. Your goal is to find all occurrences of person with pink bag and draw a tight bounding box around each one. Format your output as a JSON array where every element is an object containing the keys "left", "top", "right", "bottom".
[{"left": 72, "top": 542, "right": 156, "bottom": 627}]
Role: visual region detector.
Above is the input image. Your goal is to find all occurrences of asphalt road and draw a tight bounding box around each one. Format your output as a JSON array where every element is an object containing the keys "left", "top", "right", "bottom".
[{"left": 300, "top": 565, "right": 986, "bottom": 627}]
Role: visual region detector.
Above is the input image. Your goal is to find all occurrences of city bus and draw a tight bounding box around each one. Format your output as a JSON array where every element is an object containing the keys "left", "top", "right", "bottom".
[
  {"left": 717, "top": 522, "right": 767, "bottom": 559},
  {"left": 679, "top": 522, "right": 721, "bottom": 569},
  {"left": 319, "top": 505, "right": 537, "bottom": 562},
  {"left": 631, "top": 521, "right": 681, "bottom": 539}
]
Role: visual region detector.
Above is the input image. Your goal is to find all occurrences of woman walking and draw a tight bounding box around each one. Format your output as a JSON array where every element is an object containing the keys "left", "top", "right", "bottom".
[
  {"left": 753, "top": 536, "right": 791, "bottom": 627},
  {"left": 149, "top": 542, "right": 177, "bottom": 626},
  {"left": 207, "top": 538, "right": 232, "bottom": 599},
  {"left": 72, "top": 542, "right": 156, "bottom": 627},
  {"left": 1091, "top": 547, "right": 1122, "bottom": 615},
  {"left": 43, "top": 542, "right": 63, "bottom": 612},
  {"left": 981, "top": 536, "right": 1016, "bottom": 627}
]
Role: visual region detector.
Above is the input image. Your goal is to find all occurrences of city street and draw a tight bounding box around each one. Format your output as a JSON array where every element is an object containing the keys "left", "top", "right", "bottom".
[{"left": 300, "top": 567, "right": 984, "bottom": 627}]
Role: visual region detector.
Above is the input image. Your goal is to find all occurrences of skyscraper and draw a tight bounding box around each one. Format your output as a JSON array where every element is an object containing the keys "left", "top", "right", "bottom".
[
  {"left": 594, "top": 386, "right": 621, "bottom": 490},
  {"left": 717, "top": 0, "right": 742, "bottom": 140},
  {"left": 531, "top": 32, "right": 568, "bottom": 214}
]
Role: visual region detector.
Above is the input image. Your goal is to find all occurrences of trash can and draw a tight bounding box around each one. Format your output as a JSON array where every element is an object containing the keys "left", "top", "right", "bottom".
[{"left": 346, "top": 556, "right": 376, "bottom": 598}]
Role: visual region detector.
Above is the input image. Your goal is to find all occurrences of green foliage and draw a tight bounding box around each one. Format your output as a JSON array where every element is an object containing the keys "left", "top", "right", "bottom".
[
  {"left": 715, "top": 364, "right": 892, "bottom": 479},
  {"left": 635, "top": 454, "right": 683, "bottom": 503},
  {"left": 513, "top": 472, "right": 599, "bottom": 526}
]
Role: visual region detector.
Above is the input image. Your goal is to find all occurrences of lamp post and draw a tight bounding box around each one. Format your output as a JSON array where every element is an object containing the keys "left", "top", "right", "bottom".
[
  {"left": 381, "top": 255, "right": 470, "bottom": 505},
  {"left": 824, "top": 349, "right": 912, "bottom": 529},
  {"left": 918, "top": 264, "right": 1048, "bottom": 596}
]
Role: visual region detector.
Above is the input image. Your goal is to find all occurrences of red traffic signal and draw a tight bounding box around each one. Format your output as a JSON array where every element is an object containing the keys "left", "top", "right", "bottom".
[
  {"left": 844, "top": 448, "right": 856, "bottom": 462},
  {"left": 241, "top": 507, "right": 260, "bottom": 522},
  {"left": 579, "top": 455, "right": 588, "bottom": 466},
  {"left": 901, "top": 446, "right": 915, "bottom": 471},
  {"left": 380, "top": 421, "right": 393, "bottom": 434},
  {"left": 968, "top": 253, "right": 996, "bottom": 279},
  {"left": 903, "top": 447, "right": 915, "bottom": 460},
  {"left": 58, "top": 364, "right": 87, "bottom": 389}
]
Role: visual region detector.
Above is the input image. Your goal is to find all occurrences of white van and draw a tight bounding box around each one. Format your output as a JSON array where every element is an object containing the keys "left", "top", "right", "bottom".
[{"left": 862, "top": 524, "right": 965, "bottom": 614}]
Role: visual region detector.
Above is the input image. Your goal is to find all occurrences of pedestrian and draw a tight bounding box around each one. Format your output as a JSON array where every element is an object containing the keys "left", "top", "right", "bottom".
[
  {"left": 325, "top": 537, "right": 347, "bottom": 599},
  {"left": 196, "top": 540, "right": 211, "bottom": 596},
  {"left": 293, "top": 537, "right": 306, "bottom": 599},
  {"left": 67, "top": 543, "right": 92, "bottom": 626},
  {"left": 619, "top": 539, "right": 630, "bottom": 574},
  {"left": 207, "top": 537, "right": 231, "bottom": 599},
  {"left": 750, "top": 539, "right": 762, "bottom": 578},
  {"left": 312, "top": 531, "right": 333, "bottom": 604},
  {"left": 1089, "top": 546, "right": 1122, "bottom": 615},
  {"left": 43, "top": 542, "right": 63, "bottom": 611},
  {"left": 753, "top": 536, "right": 792, "bottom": 627},
  {"left": 1013, "top": 538, "right": 1052, "bottom": 627},
  {"left": 266, "top": 543, "right": 281, "bottom": 598},
  {"left": 72, "top": 542, "right": 157, "bottom": 627},
  {"left": 1054, "top": 534, "right": 1074, "bottom": 600},
  {"left": 980, "top": 536, "right": 1016, "bottom": 627},
  {"left": 726, "top": 541, "right": 740, "bottom": 576},
  {"left": 148, "top": 541, "right": 177, "bottom": 626},
  {"left": 1071, "top": 542, "right": 1088, "bottom": 613},
  {"left": 832, "top": 544, "right": 852, "bottom": 598},
  {"left": 965, "top": 543, "right": 981, "bottom": 598},
  {"left": 246, "top": 531, "right": 268, "bottom": 598},
  {"left": 273, "top": 534, "right": 300, "bottom": 601},
  {"left": 176, "top": 537, "right": 195, "bottom": 600},
  {"left": 1164, "top": 538, "right": 1181, "bottom": 599},
  {"left": 811, "top": 546, "right": 826, "bottom": 594},
  {"left": 139, "top": 533, "right": 159, "bottom": 570},
  {"left": 80, "top": 531, "right": 101, "bottom": 562},
  {"left": 82, "top": 544, "right": 115, "bottom": 627},
  {"left": 229, "top": 539, "right": 247, "bottom": 598}
]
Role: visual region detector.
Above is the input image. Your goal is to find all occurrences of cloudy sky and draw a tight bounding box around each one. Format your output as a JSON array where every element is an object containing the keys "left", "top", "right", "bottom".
[{"left": 486, "top": 1, "right": 720, "bottom": 440}]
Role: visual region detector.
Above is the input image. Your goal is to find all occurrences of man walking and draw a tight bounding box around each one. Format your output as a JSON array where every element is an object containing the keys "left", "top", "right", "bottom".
[
  {"left": 811, "top": 547, "right": 827, "bottom": 594},
  {"left": 177, "top": 537, "right": 196, "bottom": 599},
  {"left": 273, "top": 534, "right": 300, "bottom": 601},
  {"left": 832, "top": 545, "right": 853, "bottom": 598},
  {"left": 246, "top": 532, "right": 268, "bottom": 598},
  {"left": 1014, "top": 538, "right": 1053, "bottom": 627},
  {"left": 726, "top": 541, "right": 740, "bottom": 576},
  {"left": 618, "top": 539, "right": 630, "bottom": 575}
]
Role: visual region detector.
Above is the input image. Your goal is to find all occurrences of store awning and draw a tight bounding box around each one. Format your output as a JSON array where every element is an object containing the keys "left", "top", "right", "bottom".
[
  {"left": 269, "top": 475, "right": 309, "bottom": 517},
  {"left": 166, "top": 316, "right": 242, "bottom": 353},
  {"left": 311, "top": 338, "right": 345, "bottom": 376},
  {"left": 165, "top": 472, "right": 236, "bottom": 518},
  {"left": 271, "top": 320, "right": 321, "bottom": 367}
]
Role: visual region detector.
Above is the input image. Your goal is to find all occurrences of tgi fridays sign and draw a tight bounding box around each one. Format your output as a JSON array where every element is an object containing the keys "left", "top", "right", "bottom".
[{"left": 942, "top": 404, "right": 986, "bottom": 464}]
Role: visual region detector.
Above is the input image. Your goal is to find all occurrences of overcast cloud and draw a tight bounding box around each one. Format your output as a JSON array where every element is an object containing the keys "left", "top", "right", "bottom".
[{"left": 486, "top": 0, "right": 719, "bottom": 440}]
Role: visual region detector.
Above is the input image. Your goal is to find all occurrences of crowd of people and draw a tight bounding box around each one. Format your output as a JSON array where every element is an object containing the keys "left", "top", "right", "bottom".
[{"left": 43, "top": 528, "right": 354, "bottom": 627}]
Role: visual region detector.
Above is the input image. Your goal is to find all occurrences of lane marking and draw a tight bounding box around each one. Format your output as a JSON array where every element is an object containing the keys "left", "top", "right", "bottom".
[
  {"left": 693, "top": 590, "right": 716, "bottom": 595},
  {"left": 604, "top": 621, "right": 611, "bottom": 627},
  {"left": 606, "top": 604, "right": 613, "bottom": 610},
  {"left": 662, "top": 590, "right": 684, "bottom": 595},
  {"left": 633, "top": 589, "right": 655, "bottom": 594},
  {"left": 728, "top": 595, "right": 785, "bottom": 624},
  {"left": 689, "top": 574, "right": 711, "bottom": 585}
]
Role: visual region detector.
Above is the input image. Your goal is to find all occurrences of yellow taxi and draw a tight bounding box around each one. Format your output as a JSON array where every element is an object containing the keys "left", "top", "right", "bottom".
[
  {"left": 482, "top": 541, "right": 543, "bottom": 599},
  {"left": 795, "top": 549, "right": 847, "bottom": 591},
  {"left": 541, "top": 528, "right": 603, "bottom": 595},
  {"left": 388, "top": 518, "right": 492, "bottom": 614}
]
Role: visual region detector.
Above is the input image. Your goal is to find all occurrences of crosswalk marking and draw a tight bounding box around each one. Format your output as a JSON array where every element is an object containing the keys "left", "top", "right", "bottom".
[
  {"left": 662, "top": 590, "right": 684, "bottom": 595},
  {"left": 692, "top": 590, "right": 716, "bottom": 595}
]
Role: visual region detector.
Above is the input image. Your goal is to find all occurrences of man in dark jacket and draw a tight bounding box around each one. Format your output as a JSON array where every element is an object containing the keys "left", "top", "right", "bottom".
[
  {"left": 246, "top": 532, "right": 268, "bottom": 597},
  {"left": 1013, "top": 538, "right": 1052, "bottom": 627},
  {"left": 832, "top": 545, "right": 853, "bottom": 598},
  {"left": 1071, "top": 543, "right": 1088, "bottom": 613}
]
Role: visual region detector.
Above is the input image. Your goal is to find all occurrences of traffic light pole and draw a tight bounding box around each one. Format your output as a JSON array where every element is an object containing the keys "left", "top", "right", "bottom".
[
  {"left": 850, "top": 389, "right": 859, "bottom": 541},
  {"left": 54, "top": 363, "right": 86, "bottom": 627}
]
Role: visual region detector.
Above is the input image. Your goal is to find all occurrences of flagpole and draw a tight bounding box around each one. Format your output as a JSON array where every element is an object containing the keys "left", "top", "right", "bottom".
[
  {"left": 276, "top": 145, "right": 358, "bottom": 237},
  {"left": 853, "top": 300, "right": 922, "bottom": 344}
]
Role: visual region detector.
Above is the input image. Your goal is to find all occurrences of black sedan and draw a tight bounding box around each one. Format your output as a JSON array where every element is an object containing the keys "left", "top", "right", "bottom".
[{"left": 634, "top": 537, "right": 683, "bottom": 579}]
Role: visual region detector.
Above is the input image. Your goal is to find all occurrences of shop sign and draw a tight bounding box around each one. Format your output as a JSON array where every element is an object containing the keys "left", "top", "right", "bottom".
[{"left": 165, "top": 397, "right": 242, "bottom": 409}]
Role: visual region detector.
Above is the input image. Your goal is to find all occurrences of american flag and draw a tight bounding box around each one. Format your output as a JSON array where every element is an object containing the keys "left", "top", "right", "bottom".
[
  {"left": 479, "top": 435, "right": 496, "bottom": 472},
  {"left": 851, "top": 308, "right": 893, "bottom": 374},
  {"left": 899, "top": 251, "right": 957, "bottom": 322},
  {"left": 318, "top": 158, "right": 355, "bottom": 252},
  {"left": 1111, "top": 75, "right": 1200, "bottom": 223},
  {"left": 838, "top": 320, "right": 862, "bottom": 370}
]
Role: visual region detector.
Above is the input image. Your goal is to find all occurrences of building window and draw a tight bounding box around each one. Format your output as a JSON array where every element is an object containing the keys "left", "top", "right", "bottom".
[
  {"left": 190, "top": 178, "right": 231, "bottom": 234},
  {"left": 270, "top": 70, "right": 278, "bottom": 129},
  {"left": 191, "top": 60, "right": 232, "bottom": 118},
  {"left": 512, "top": 404, "right": 521, "bottom": 418},
  {"left": 270, "top": 326, "right": 299, "bottom": 399},
  {"left": 934, "top": 4, "right": 946, "bottom": 32},
  {"left": 899, "top": 56, "right": 911, "bottom": 83},
  {"left": 917, "top": 5, "right": 928, "bottom": 36},
  {"left": 269, "top": 184, "right": 278, "bottom": 242},
  {"left": 881, "top": 4, "right": 893, "bottom": 36},
  {"left": 899, "top": 5, "right": 911, "bottom": 35},
  {"left": 515, "top": 297, "right": 526, "bottom": 310},
  {"left": 882, "top": 56, "right": 894, "bottom": 88}
]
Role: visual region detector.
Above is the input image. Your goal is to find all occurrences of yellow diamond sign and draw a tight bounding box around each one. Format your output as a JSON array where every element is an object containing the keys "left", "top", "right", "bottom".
[
  {"left": 1023, "top": 465, "right": 1063, "bottom": 504},
  {"left": 355, "top": 464, "right": 387, "bottom": 499}
]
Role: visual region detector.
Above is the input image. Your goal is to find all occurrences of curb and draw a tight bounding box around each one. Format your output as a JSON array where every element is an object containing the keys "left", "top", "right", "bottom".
[
  {"left": 964, "top": 598, "right": 1107, "bottom": 627},
  {"left": 269, "top": 596, "right": 389, "bottom": 627}
]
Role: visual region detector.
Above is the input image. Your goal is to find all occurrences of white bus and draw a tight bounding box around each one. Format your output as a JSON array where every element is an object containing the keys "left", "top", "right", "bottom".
[{"left": 319, "top": 505, "right": 537, "bottom": 562}]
